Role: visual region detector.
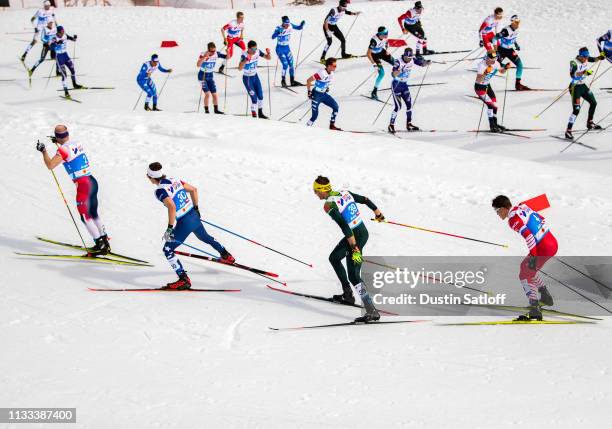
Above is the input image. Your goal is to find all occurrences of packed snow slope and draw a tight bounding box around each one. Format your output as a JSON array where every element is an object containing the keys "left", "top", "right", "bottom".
[{"left": 1, "top": 2, "right": 612, "bottom": 428}]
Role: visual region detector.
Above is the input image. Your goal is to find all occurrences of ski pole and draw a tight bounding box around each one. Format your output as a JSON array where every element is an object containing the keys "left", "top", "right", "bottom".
[
  {"left": 273, "top": 57, "right": 278, "bottom": 87},
  {"left": 223, "top": 57, "right": 229, "bottom": 112},
  {"left": 533, "top": 87, "right": 569, "bottom": 119},
  {"left": 349, "top": 69, "right": 377, "bottom": 96},
  {"left": 44, "top": 57, "right": 55, "bottom": 89},
  {"left": 475, "top": 99, "right": 485, "bottom": 139},
  {"left": 174, "top": 239, "right": 287, "bottom": 286},
  {"left": 278, "top": 98, "right": 309, "bottom": 121},
  {"left": 132, "top": 91, "right": 143, "bottom": 111},
  {"left": 43, "top": 141, "right": 88, "bottom": 250},
  {"left": 561, "top": 109, "right": 611, "bottom": 152},
  {"left": 539, "top": 269, "right": 612, "bottom": 315},
  {"left": 501, "top": 68, "right": 509, "bottom": 124},
  {"left": 372, "top": 89, "right": 393, "bottom": 125},
  {"left": 296, "top": 39, "right": 324, "bottom": 68},
  {"left": 445, "top": 47, "right": 481, "bottom": 71},
  {"left": 412, "top": 62, "right": 430, "bottom": 109},
  {"left": 201, "top": 219, "right": 313, "bottom": 267},
  {"left": 299, "top": 103, "right": 311, "bottom": 121},
  {"left": 196, "top": 85, "right": 202, "bottom": 113},
  {"left": 158, "top": 72, "right": 170, "bottom": 99},
  {"left": 295, "top": 28, "right": 304, "bottom": 70},
  {"left": 373, "top": 218, "right": 508, "bottom": 248},
  {"left": 267, "top": 58, "right": 272, "bottom": 116},
  {"left": 554, "top": 257, "right": 612, "bottom": 293},
  {"left": 334, "top": 14, "right": 359, "bottom": 58}
]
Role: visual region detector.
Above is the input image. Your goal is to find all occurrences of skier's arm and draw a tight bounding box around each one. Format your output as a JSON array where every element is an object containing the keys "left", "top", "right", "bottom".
[
  {"left": 324, "top": 10, "right": 333, "bottom": 35},
  {"left": 271, "top": 27, "right": 280, "bottom": 40},
  {"left": 42, "top": 149, "right": 63, "bottom": 170},
  {"left": 197, "top": 53, "right": 206, "bottom": 68},
  {"left": 162, "top": 197, "right": 177, "bottom": 227},
  {"left": 158, "top": 63, "right": 172, "bottom": 73},
  {"left": 349, "top": 192, "right": 382, "bottom": 218},
  {"left": 293, "top": 21, "right": 305, "bottom": 31},
  {"left": 238, "top": 54, "right": 247, "bottom": 71},
  {"left": 182, "top": 181, "right": 199, "bottom": 208},
  {"left": 398, "top": 12, "right": 408, "bottom": 32},
  {"left": 596, "top": 34, "right": 605, "bottom": 52},
  {"left": 263, "top": 48, "right": 272, "bottom": 60},
  {"left": 509, "top": 214, "right": 537, "bottom": 256}
]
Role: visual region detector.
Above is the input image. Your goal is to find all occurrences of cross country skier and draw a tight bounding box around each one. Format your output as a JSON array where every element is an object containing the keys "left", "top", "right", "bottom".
[
  {"left": 146, "top": 162, "right": 234, "bottom": 290},
  {"left": 306, "top": 58, "right": 341, "bottom": 130},
  {"left": 271, "top": 15, "right": 305, "bottom": 88},
  {"left": 367, "top": 26, "right": 395, "bottom": 100},
  {"left": 320, "top": 0, "right": 361, "bottom": 62},
  {"left": 479, "top": 7, "right": 503, "bottom": 52},
  {"left": 28, "top": 20, "right": 59, "bottom": 77},
  {"left": 492, "top": 195, "right": 556, "bottom": 321},
  {"left": 493, "top": 15, "right": 531, "bottom": 90},
  {"left": 35, "top": 125, "right": 110, "bottom": 255},
  {"left": 197, "top": 42, "right": 226, "bottom": 114},
  {"left": 397, "top": 1, "right": 434, "bottom": 56},
  {"left": 596, "top": 30, "right": 611, "bottom": 62},
  {"left": 313, "top": 176, "right": 385, "bottom": 323},
  {"left": 136, "top": 54, "right": 173, "bottom": 112},
  {"left": 218, "top": 11, "right": 246, "bottom": 74},
  {"left": 474, "top": 51, "right": 511, "bottom": 133},
  {"left": 565, "top": 47, "right": 606, "bottom": 139},
  {"left": 388, "top": 47, "right": 430, "bottom": 134},
  {"left": 51, "top": 26, "right": 82, "bottom": 99},
  {"left": 239, "top": 41, "right": 272, "bottom": 119},
  {"left": 21, "top": 0, "right": 56, "bottom": 62}
]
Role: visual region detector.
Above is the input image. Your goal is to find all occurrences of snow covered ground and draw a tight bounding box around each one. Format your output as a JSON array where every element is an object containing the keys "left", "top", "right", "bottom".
[{"left": 0, "top": 2, "right": 611, "bottom": 428}]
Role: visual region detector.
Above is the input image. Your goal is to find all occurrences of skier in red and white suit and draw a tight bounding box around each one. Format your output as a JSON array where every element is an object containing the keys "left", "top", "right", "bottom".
[{"left": 479, "top": 7, "right": 504, "bottom": 52}]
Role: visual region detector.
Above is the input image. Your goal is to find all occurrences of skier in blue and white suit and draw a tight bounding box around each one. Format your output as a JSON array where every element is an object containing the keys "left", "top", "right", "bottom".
[
  {"left": 137, "top": 54, "right": 173, "bottom": 111},
  {"left": 271, "top": 15, "right": 305, "bottom": 87}
]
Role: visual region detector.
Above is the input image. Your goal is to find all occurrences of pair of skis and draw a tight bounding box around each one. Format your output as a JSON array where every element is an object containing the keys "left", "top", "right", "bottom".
[{"left": 16, "top": 236, "right": 152, "bottom": 266}]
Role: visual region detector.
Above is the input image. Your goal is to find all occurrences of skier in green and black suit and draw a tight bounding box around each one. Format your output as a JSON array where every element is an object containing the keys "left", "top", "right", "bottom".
[
  {"left": 565, "top": 47, "right": 606, "bottom": 139},
  {"left": 313, "top": 175, "right": 385, "bottom": 323}
]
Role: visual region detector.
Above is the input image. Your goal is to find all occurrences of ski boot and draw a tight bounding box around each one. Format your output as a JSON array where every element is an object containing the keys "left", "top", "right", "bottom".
[
  {"left": 354, "top": 309, "right": 381, "bottom": 323},
  {"left": 20, "top": 53, "right": 27, "bottom": 62},
  {"left": 406, "top": 122, "right": 420, "bottom": 131},
  {"left": 63, "top": 88, "right": 71, "bottom": 98},
  {"left": 388, "top": 123, "right": 396, "bottom": 134},
  {"left": 341, "top": 53, "right": 355, "bottom": 59},
  {"left": 71, "top": 77, "right": 83, "bottom": 90},
  {"left": 329, "top": 123, "right": 342, "bottom": 131},
  {"left": 218, "top": 64, "right": 225, "bottom": 74},
  {"left": 587, "top": 120, "right": 602, "bottom": 130},
  {"left": 495, "top": 118, "right": 507, "bottom": 132},
  {"left": 539, "top": 286, "right": 554, "bottom": 307},
  {"left": 290, "top": 77, "right": 303, "bottom": 87},
  {"left": 281, "top": 76, "right": 288, "bottom": 88},
  {"left": 258, "top": 108, "right": 268, "bottom": 119},
  {"left": 28, "top": 67, "right": 34, "bottom": 77},
  {"left": 90, "top": 235, "right": 110, "bottom": 256},
  {"left": 163, "top": 272, "right": 192, "bottom": 290},
  {"left": 564, "top": 129, "right": 573, "bottom": 140},
  {"left": 319, "top": 56, "right": 326, "bottom": 64},
  {"left": 220, "top": 249, "right": 235, "bottom": 264},
  {"left": 152, "top": 104, "right": 162, "bottom": 111},
  {"left": 370, "top": 87, "right": 379, "bottom": 100},
  {"left": 251, "top": 111, "right": 257, "bottom": 118},
  {"left": 488, "top": 117, "right": 502, "bottom": 133},
  {"left": 515, "top": 79, "right": 531, "bottom": 91},
  {"left": 422, "top": 47, "right": 435, "bottom": 55},
  {"left": 144, "top": 102, "right": 151, "bottom": 111},
  {"left": 332, "top": 286, "right": 356, "bottom": 305},
  {"left": 204, "top": 106, "right": 210, "bottom": 114},
  {"left": 214, "top": 106, "right": 224, "bottom": 114},
  {"left": 514, "top": 302, "right": 543, "bottom": 321}
]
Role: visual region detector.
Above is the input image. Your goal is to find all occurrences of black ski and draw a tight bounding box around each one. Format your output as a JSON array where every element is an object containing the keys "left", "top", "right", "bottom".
[
  {"left": 215, "top": 71, "right": 234, "bottom": 78},
  {"left": 275, "top": 85, "right": 298, "bottom": 94},
  {"left": 423, "top": 49, "right": 471, "bottom": 55},
  {"left": 467, "top": 303, "right": 602, "bottom": 321},
  {"left": 506, "top": 88, "right": 564, "bottom": 92},
  {"left": 59, "top": 95, "right": 82, "bottom": 103},
  {"left": 175, "top": 250, "right": 279, "bottom": 278},
  {"left": 36, "top": 236, "right": 149, "bottom": 264},
  {"left": 266, "top": 285, "right": 397, "bottom": 315},
  {"left": 395, "top": 128, "right": 459, "bottom": 133},
  {"left": 56, "top": 86, "right": 114, "bottom": 91},
  {"left": 360, "top": 94, "right": 390, "bottom": 105},
  {"left": 378, "top": 82, "right": 447, "bottom": 91},
  {"left": 269, "top": 320, "right": 426, "bottom": 331},
  {"left": 89, "top": 287, "right": 240, "bottom": 292},
  {"left": 550, "top": 135, "right": 597, "bottom": 150}
]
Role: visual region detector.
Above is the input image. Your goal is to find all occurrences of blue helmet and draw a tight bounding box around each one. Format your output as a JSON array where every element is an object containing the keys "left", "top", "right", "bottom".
[
  {"left": 56, "top": 25, "right": 64, "bottom": 33},
  {"left": 578, "top": 47, "right": 589, "bottom": 57},
  {"left": 151, "top": 54, "right": 159, "bottom": 61},
  {"left": 282, "top": 16, "right": 290, "bottom": 24}
]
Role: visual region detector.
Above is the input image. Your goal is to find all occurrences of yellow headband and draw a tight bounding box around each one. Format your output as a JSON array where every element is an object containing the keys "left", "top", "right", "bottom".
[{"left": 313, "top": 181, "right": 332, "bottom": 193}]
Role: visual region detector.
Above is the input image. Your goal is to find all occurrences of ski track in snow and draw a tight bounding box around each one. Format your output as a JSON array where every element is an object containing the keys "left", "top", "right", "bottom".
[{"left": 1, "top": 1, "right": 611, "bottom": 428}]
